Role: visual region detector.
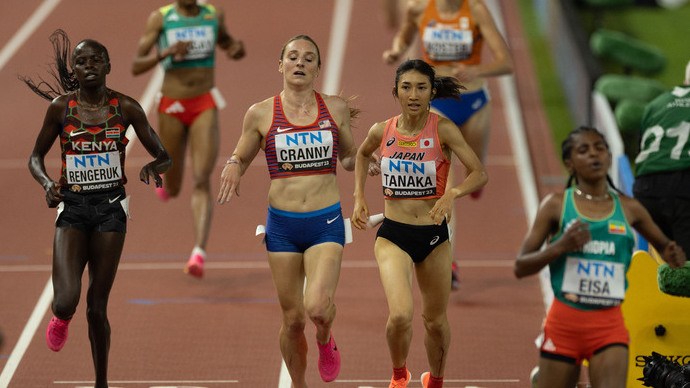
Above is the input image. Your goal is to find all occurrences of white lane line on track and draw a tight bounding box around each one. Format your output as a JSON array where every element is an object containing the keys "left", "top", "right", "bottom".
[
  {"left": 484, "top": 0, "right": 552, "bottom": 310},
  {"left": 0, "top": 2, "right": 63, "bottom": 385},
  {"left": 0, "top": 279, "right": 53, "bottom": 388},
  {"left": 0, "top": 0, "right": 61, "bottom": 73}
]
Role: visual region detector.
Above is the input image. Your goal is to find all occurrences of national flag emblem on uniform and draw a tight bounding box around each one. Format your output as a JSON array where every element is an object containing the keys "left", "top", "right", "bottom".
[
  {"left": 319, "top": 120, "right": 331, "bottom": 129},
  {"left": 420, "top": 138, "right": 433, "bottom": 148},
  {"left": 106, "top": 129, "right": 119, "bottom": 139},
  {"left": 608, "top": 220, "right": 627, "bottom": 235}
]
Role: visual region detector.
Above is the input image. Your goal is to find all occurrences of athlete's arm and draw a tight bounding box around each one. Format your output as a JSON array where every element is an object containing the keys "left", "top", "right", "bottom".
[
  {"left": 454, "top": 0, "right": 513, "bottom": 82},
  {"left": 325, "top": 95, "right": 356, "bottom": 171},
  {"left": 28, "top": 97, "right": 67, "bottom": 207},
  {"left": 622, "top": 195, "right": 686, "bottom": 268},
  {"left": 217, "top": 101, "right": 266, "bottom": 203},
  {"left": 216, "top": 7, "right": 245, "bottom": 60},
  {"left": 120, "top": 94, "right": 171, "bottom": 185},
  {"left": 383, "top": 0, "right": 425, "bottom": 64},
  {"left": 514, "top": 194, "right": 591, "bottom": 278},
  {"left": 352, "top": 121, "right": 385, "bottom": 230}
]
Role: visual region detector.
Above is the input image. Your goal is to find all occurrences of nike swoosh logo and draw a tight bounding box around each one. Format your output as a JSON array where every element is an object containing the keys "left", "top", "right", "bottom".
[
  {"left": 70, "top": 129, "right": 89, "bottom": 137},
  {"left": 108, "top": 195, "right": 121, "bottom": 204},
  {"left": 276, "top": 127, "right": 292, "bottom": 133},
  {"left": 326, "top": 215, "right": 341, "bottom": 224},
  {"left": 430, "top": 236, "right": 440, "bottom": 245}
]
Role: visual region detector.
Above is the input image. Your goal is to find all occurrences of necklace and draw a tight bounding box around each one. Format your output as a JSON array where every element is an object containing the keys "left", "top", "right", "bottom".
[
  {"left": 574, "top": 187, "right": 610, "bottom": 201},
  {"left": 77, "top": 92, "right": 107, "bottom": 112}
]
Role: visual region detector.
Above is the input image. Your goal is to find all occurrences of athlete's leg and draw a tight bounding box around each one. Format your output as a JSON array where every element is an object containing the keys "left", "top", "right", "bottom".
[
  {"left": 415, "top": 242, "right": 452, "bottom": 377},
  {"left": 157, "top": 112, "right": 188, "bottom": 197},
  {"left": 85, "top": 231, "right": 125, "bottom": 388},
  {"left": 188, "top": 108, "right": 219, "bottom": 251},
  {"left": 268, "top": 251, "right": 308, "bottom": 388},
  {"left": 536, "top": 357, "right": 580, "bottom": 388},
  {"left": 51, "top": 227, "right": 89, "bottom": 320},
  {"left": 375, "top": 238, "right": 415, "bottom": 368},
  {"left": 303, "top": 242, "right": 342, "bottom": 343},
  {"left": 458, "top": 103, "right": 491, "bottom": 165},
  {"left": 588, "top": 345, "right": 628, "bottom": 388}
]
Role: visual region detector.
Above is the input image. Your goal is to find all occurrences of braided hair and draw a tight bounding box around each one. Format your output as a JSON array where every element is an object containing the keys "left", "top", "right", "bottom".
[{"left": 19, "top": 29, "right": 109, "bottom": 101}]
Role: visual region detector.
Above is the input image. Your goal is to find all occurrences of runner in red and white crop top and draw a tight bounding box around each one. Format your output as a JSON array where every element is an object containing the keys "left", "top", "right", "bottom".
[
  {"left": 379, "top": 112, "right": 450, "bottom": 200},
  {"left": 265, "top": 91, "right": 339, "bottom": 179},
  {"left": 419, "top": 0, "right": 483, "bottom": 67}
]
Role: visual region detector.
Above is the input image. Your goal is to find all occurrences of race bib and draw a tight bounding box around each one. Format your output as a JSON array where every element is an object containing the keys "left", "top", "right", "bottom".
[
  {"left": 422, "top": 26, "right": 473, "bottom": 61},
  {"left": 274, "top": 130, "right": 333, "bottom": 172},
  {"left": 66, "top": 151, "right": 122, "bottom": 185},
  {"left": 166, "top": 26, "right": 215, "bottom": 60},
  {"left": 381, "top": 157, "right": 437, "bottom": 198},
  {"left": 562, "top": 257, "right": 625, "bottom": 307}
]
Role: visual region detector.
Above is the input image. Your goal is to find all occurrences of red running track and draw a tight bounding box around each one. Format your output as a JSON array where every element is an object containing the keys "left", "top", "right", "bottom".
[{"left": 0, "top": 0, "right": 557, "bottom": 387}]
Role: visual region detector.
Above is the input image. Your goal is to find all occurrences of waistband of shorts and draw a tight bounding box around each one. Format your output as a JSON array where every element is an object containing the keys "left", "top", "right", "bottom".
[{"left": 268, "top": 202, "right": 341, "bottom": 218}]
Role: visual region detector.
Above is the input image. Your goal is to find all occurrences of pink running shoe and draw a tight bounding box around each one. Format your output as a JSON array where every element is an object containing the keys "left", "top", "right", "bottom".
[
  {"left": 46, "top": 316, "right": 71, "bottom": 352},
  {"left": 155, "top": 187, "right": 169, "bottom": 202},
  {"left": 317, "top": 333, "right": 341, "bottom": 382},
  {"left": 185, "top": 252, "right": 205, "bottom": 278},
  {"left": 389, "top": 368, "right": 411, "bottom": 388},
  {"left": 470, "top": 187, "right": 483, "bottom": 200}
]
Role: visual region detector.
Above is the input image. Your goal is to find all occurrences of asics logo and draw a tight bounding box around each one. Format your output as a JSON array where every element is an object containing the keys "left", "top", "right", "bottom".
[
  {"left": 430, "top": 236, "right": 440, "bottom": 245},
  {"left": 326, "top": 215, "right": 341, "bottom": 224},
  {"left": 108, "top": 195, "right": 121, "bottom": 204},
  {"left": 276, "top": 127, "right": 292, "bottom": 133}
]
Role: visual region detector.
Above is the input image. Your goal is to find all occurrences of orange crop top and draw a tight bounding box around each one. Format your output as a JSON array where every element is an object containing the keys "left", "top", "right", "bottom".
[
  {"left": 419, "top": 0, "right": 483, "bottom": 66},
  {"left": 379, "top": 113, "right": 450, "bottom": 200}
]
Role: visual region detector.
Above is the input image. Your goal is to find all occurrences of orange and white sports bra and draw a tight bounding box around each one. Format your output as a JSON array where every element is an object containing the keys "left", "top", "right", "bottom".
[
  {"left": 379, "top": 113, "right": 450, "bottom": 200},
  {"left": 419, "top": 0, "right": 483, "bottom": 66}
]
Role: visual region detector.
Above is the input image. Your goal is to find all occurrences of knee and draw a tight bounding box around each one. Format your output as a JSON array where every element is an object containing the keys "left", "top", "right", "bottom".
[
  {"left": 86, "top": 305, "right": 108, "bottom": 325},
  {"left": 52, "top": 299, "right": 77, "bottom": 320},
  {"left": 421, "top": 313, "right": 448, "bottom": 335},
  {"left": 282, "top": 311, "right": 306, "bottom": 338},
  {"left": 305, "top": 297, "right": 334, "bottom": 326},
  {"left": 388, "top": 310, "right": 414, "bottom": 331}
]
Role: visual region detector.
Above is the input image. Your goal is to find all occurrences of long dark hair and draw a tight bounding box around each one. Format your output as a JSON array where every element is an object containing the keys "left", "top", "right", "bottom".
[
  {"left": 392, "top": 59, "right": 465, "bottom": 99},
  {"left": 19, "top": 29, "right": 109, "bottom": 101},
  {"left": 561, "top": 125, "right": 621, "bottom": 194}
]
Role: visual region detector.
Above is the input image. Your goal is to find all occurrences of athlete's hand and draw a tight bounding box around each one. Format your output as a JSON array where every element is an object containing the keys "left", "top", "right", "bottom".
[
  {"left": 44, "top": 181, "right": 63, "bottom": 208},
  {"left": 167, "top": 40, "right": 190, "bottom": 62},
  {"left": 139, "top": 162, "right": 163, "bottom": 188},
  {"left": 382, "top": 49, "right": 401, "bottom": 65},
  {"left": 663, "top": 241, "right": 686, "bottom": 268},
  {"left": 351, "top": 194, "right": 370, "bottom": 230},
  {"left": 558, "top": 218, "right": 591, "bottom": 253},
  {"left": 429, "top": 193, "right": 453, "bottom": 225},
  {"left": 368, "top": 153, "right": 381, "bottom": 176},
  {"left": 452, "top": 64, "right": 481, "bottom": 84},
  {"left": 217, "top": 161, "right": 242, "bottom": 204},
  {"left": 226, "top": 39, "right": 245, "bottom": 60}
]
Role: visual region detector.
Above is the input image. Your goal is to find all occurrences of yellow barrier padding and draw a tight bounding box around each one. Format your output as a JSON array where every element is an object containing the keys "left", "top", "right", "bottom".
[{"left": 622, "top": 250, "right": 690, "bottom": 387}]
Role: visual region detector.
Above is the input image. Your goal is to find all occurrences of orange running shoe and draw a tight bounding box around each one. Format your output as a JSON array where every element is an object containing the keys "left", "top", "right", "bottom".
[{"left": 389, "top": 368, "right": 411, "bottom": 388}]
